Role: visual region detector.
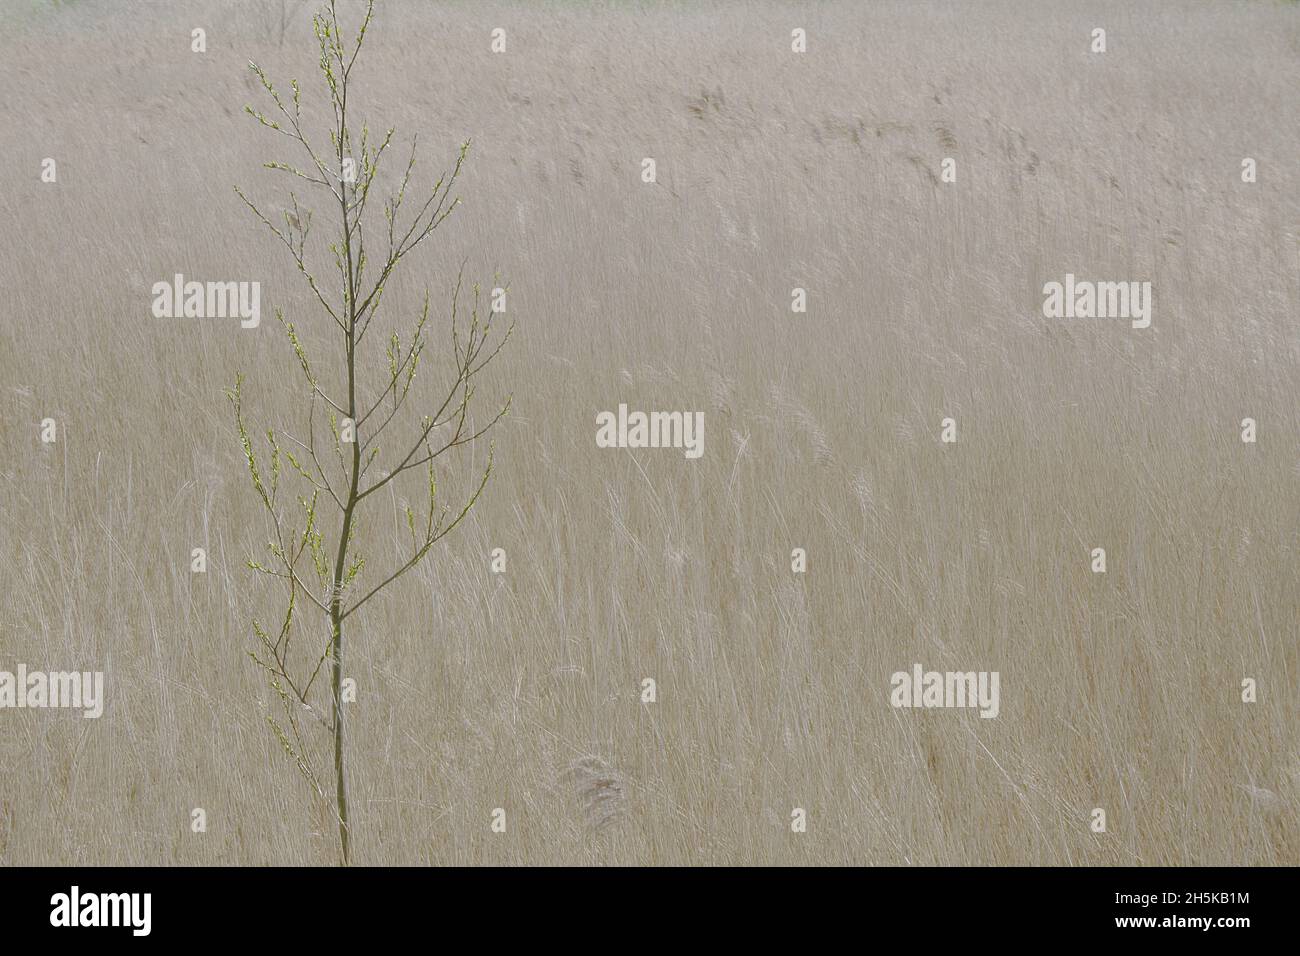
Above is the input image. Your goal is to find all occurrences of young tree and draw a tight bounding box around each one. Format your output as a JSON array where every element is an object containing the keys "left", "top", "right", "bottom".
[{"left": 228, "top": 0, "right": 512, "bottom": 865}]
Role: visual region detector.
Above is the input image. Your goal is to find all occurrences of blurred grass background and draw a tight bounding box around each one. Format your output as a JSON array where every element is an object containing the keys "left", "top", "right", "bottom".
[{"left": 0, "top": 0, "right": 1297, "bottom": 865}]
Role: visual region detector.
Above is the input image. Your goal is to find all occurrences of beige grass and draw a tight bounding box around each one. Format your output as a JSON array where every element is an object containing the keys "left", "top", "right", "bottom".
[{"left": 0, "top": 0, "right": 1297, "bottom": 865}]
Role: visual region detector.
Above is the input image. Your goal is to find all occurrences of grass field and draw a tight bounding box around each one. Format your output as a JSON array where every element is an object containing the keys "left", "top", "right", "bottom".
[{"left": 1, "top": 0, "right": 1297, "bottom": 865}]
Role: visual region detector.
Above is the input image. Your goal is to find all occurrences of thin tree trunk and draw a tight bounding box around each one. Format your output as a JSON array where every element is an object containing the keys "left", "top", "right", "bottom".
[
  {"left": 330, "top": 78, "right": 360, "bottom": 867},
  {"left": 330, "top": 385, "right": 360, "bottom": 864},
  {"left": 329, "top": 604, "right": 350, "bottom": 864}
]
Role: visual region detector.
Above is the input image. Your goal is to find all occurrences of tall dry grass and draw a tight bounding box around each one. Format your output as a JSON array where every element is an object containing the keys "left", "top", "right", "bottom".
[{"left": 0, "top": 0, "right": 1297, "bottom": 865}]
